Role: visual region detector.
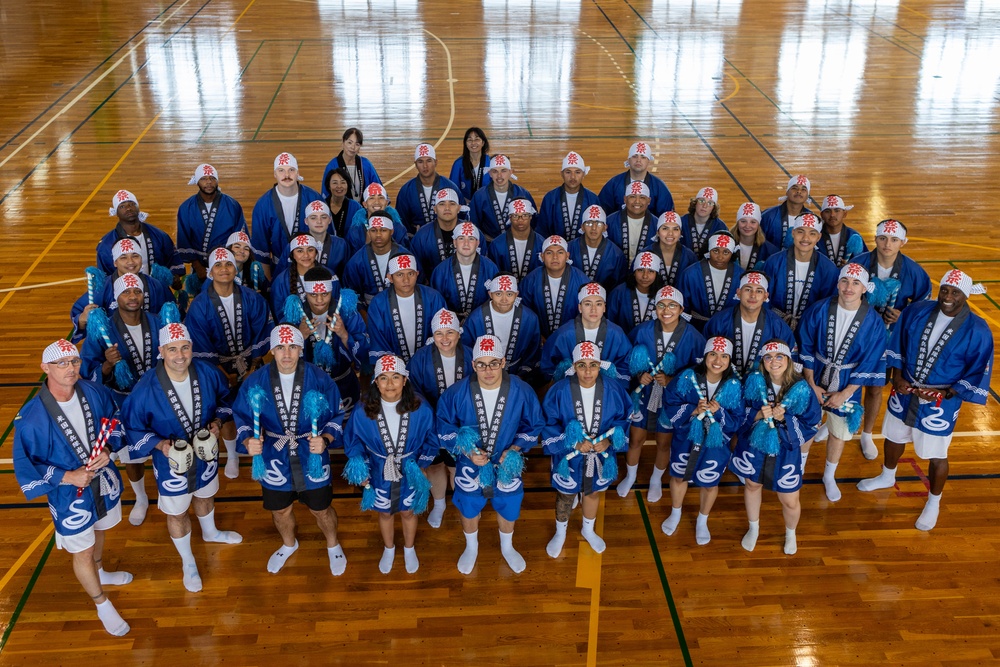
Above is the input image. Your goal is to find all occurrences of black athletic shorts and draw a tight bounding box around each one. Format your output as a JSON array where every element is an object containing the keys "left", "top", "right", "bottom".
[{"left": 261, "top": 484, "right": 333, "bottom": 512}]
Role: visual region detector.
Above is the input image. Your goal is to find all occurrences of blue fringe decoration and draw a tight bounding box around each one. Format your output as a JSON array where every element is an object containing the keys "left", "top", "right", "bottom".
[
  {"left": 659, "top": 351, "right": 677, "bottom": 377},
  {"left": 749, "top": 419, "right": 780, "bottom": 455},
  {"left": 404, "top": 458, "right": 431, "bottom": 515},
  {"left": 745, "top": 371, "right": 768, "bottom": 402},
  {"left": 554, "top": 452, "right": 573, "bottom": 478},
  {"left": 610, "top": 426, "right": 627, "bottom": 453},
  {"left": 478, "top": 461, "right": 496, "bottom": 489},
  {"left": 158, "top": 302, "right": 181, "bottom": 325},
  {"left": 305, "top": 451, "right": 325, "bottom": 479},
  {"left": 338, "top": 288, "right": 359, "bottom": 317},
  {"left": 715, "top": 377, "right": 744, "bottom": 412},
  {"left": 314, "top": 340, "right": 334, "bottom": 369},
  {"left": 86, "top": 307, "right": 111, "bottom": 340},
  {"left": 846, "top": 233, "right": 864, "bottom": 258},
  {"left": 303, "top": 391, "right": 329, "bottom": 480},
  {"left": 342, "top": 456, "right": 371, "bottom": 486},
  {"left": 628, "top": 346, "right": 652, "bottom": 375},
  {"left": 283, "top": 295, "right": 306, "bottom": 325},
  {"left": 497, "top": 450, "right": 524, "bottom": 485},
  {"left": 113, "top": 361, "right": 135, "bottom": 390},
  {"left": 869, "top": 277, "right": 900, "bottom": 309},
  {"left": 456, "top": 426, "right": 480, "bottom": 456},
  {"left": 566, "top": 420, "right": 585, "bottom": 451},
  {"left": 690, "top": 416, "right": 706, "bottom": 446},
  {"left": 247, "top": 385, "right": 268, "bottom": 482},
  {"left": 600, "top": 364, "right": 619, "bottom": 379},
  {"left": 677, "top": 369, "right": 698, "bottom": 397},
  {"left": 782, "top": 226, "right": 794, "bottom": 249},
  {"left": 151, "top": 264, "right": 173, "bottom": 286},
  {"left": 843, "top": 403, "right": 863, "bottom": 433},
  {"left": 657, "top": 410, "right": 672, "bottom": 430},
  {"left": 600, "top": 451, "right": 618, "bottom": 482},
  {"left": 553, "top": 358, "right": 573, "bottom": 381},
  {"left": 630, "top": 387, "right": 644, "bottom": 415},
  {"left": 85, "top": 266, "right": 105, "bottom": 302},
  {"left": 251, "top": 455, "right": 266, "bottom": 481},
  {"left": 706, "top": 421, "right": 725, "bottom": 449},
  {"left": 360, "top": 484, "right": 376, "bottom": 511},
  {"left": 184, "top": 273, "right": 202, "bottom": 297},
  {"left": 782, "top": 380, "right": 812, "bottom": 414}
]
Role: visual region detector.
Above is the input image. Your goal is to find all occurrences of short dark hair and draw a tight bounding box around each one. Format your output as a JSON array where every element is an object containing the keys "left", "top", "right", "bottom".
[{"left": 343, "top": 127, "right": 363, "bottom": 145}]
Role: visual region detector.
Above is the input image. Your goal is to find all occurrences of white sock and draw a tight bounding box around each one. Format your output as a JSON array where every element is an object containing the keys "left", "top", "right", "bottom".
[
  {"left": 581, "top": 516, "right": 606, "bottom": 554},
  {"left": 695, "top": 512, "right": 711, "bottom": 545},
  {"left": 404, "top": 546, "right": 419, "bottom": 574},
  {"left": 823, "top": 461, "right": 841, "bottom": 502},
  {"left": 128, "top": 478, "right": 148, "bottom": 526},
  {"left": 224, "top": 439, "right": 239, "bottom": 479},
  {"left": 571, "top": 493, "right": 580, "bottom": 510},
  {"left": 427, "top": 497, "right": 446, "bottom": 528},
  {"left": 915, "top": 492, "right": 942, "bottom": 531},
  {"left": 783, "top": 527, "right": 798, "bottom": 555},
  {"left": 857, "top": 465, "right": 897, "bottom": 492},
  {"left": 546, "top": 520, "right": 568, "bottom": 558},
  {"left": 198, "top": 509, "right": 243, "bottom": 544},
  {"left": 741, "top": 520, "right": 759, "bottom": 552},
  {"left": 96, "top": 599, "right": 130, "bottom": 636},
  {"left": 661, "top": 506, "right": 682, "bottom": 536},
  {"left": 647, "top": 466, "right": 666, "bottom": 503},
  {"left": 98, "top": 567, "right": 133, "bottom": 586},
  {"left": 499, "top": 530, "right": 526, "bottom": 573},
  {"left": 458, "top": 531, "right": 479, "bottom": 575},
  {"left": 267, "top": 540, "right": 299, "bottom": 574},
  {"left": 800, "top": 451, "right": 809, "bottom": 472},
  {"left": 171, "top": 533, "right": 201, "bottom": 592},
  {"left": 328, "top": 544, "right": 347, "bottom": 576},
  {"left": 379, "top": 546, "right": 395, "bottom": 574},
  {"left": 616, "top": 463, "right": 639, "bottom": 498},
  {"left": 814, "top": 423, "right": 829, "bottom": 442},
  {"left": 860, "top": 432, "right": 878, "bottom": 460}
]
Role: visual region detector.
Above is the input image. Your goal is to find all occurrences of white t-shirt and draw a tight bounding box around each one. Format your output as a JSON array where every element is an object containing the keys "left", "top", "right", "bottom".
[
  {"left": 582, "top": 326, "right": 599, "bottom": 343},
  {"left": 709, "top": 266, "right": 728, "bottom": 303},
  {"left": 739, "top": 243, "right": 754, "bottom": 270},
  {"left": 57, "top": 395, "right": 90, "bottom": 449},
  {"left": 793, "top": 259, "right": 810, "bottom": 309},
  {"left": 546, "top": 274, "right": 562, "bottom": 311},
  {"left": 313, "top": 312, "right": 329, "bottom": 341},
  {"left": 580, "top": 383, "right": 596, "bottom": 430},
  {"left": 707, "top": 379, "right": 721, "bottom": 400},
  {"left": 490, "top": 304, "right": 515, "bottom": 351},
  {"left": 636, "top": 288, "right": 649, "bottom": 315},
  {"left": 132, "top": 232, "right": 150, "bottom": 275},
  {"left": 740, "top": 317, "right": 757, "bottom": 364},
  {"left": 565, "top": 191, "right": 579, "bottom": 219},
  {"left": 771, "top": 381, "right": 783, "bottom": 397},
  {"left": 219, "top": 293, "right": 236, "bottom": 330},
  {"left": 928, "top": 313, "right": 956, "bottom": 348},
  {"left": 374, "top": 250, "right": 391, "bottom": 284},
  {"left": 482, "top": 386, "right": 500, "bottom": 423},
  {"left": 828, "top": 232, "right": 842, "bottom": 256},
  {"left": 170, "top": 376, "right": 195, "bottom": 420},
  {"left": 587, "top": 245, "right": 598, "bottom": 263},
  {"left": 279, "top": 371, "right": 297, "bottom": 412},
  {"left": 495, "top": 189, "right": 509, "bottom": 214},
  {"left": 380, "top": 399, "right": 401, "bottom": 444},
  {"left": 876, "top": 261, "right": 892, "bottom": 280},
  {"left": 397, "top": 294, "right": 416, "bottom": 354},
  {"left": 277, "top": 191, "right": 298, "bottom": 235},
  {"left": 422, "top": 185, "right": 434, "bottom": 209},
  {"left": 346, "top": 165, "right": 361, "bottom": 194},
  {"left": 125, "top": 323, "right": 145, "bottom": 361},
  {"left": 834, "top": 306, "right": 859, "bottom": 351},
  {"left": 660, "top": 328, "right": 675, "bottom": 349},
  {"left": 440, "top": 353, "right": 457, "bottom": 387},
  {"left": 627, "top": 216, "right": 645, "bottom": 260},
  {"left": 513, "top": 237, "right": 527, "bottom": 266},
  {"left": 459, "top": 262, "right": 473, "bottom": 292}
]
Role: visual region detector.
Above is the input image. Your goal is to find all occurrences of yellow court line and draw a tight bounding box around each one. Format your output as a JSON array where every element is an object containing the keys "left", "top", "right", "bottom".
[
  {"left": 381, "top": 29, "right": 456, "bottom": 188},
  {"left": 719, "top": 71, "right": 740, "bottom": 103},
  {"left": 575, "top": 493, "right": 606, "bottom": 667},
  {"left": 0, "top": 277, "right": 85, "bottom": 294},
  {"left": 0, "top": 524, "right": 54, "bottom": 594},
  {"left": 900, "top": 4, "right": 932, "bottom": 20}
]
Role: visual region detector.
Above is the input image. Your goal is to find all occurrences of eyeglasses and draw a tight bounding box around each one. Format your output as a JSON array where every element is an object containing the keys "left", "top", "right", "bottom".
[
  {"left": 474, "top": 359, "right": 503, "bottom": 371},
  {"left": 51, "top": 358, "right": 82, "bottom": 369},
  {"left": 694, "top": 198, "right": 714, "bottom": 206}
]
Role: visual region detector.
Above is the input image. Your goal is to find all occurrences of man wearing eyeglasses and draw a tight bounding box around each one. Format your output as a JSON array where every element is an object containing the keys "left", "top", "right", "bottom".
[
  {"left": 436, "top": 335, "right": 544, "bottom": 575},
  {"left": 13, "top": 340, "right": 132, "bottom": 636}
]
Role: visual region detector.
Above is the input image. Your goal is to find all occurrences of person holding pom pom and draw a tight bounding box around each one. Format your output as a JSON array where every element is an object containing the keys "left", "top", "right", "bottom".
[
  {"left": 730, "top": 340, "right": 821, "bottom": 555},
  {"left": 343, "top": 355, "right": 439, "bottom": 574},
  {"left": 541, "top": 342, "right": 631, "bottom": 557}
]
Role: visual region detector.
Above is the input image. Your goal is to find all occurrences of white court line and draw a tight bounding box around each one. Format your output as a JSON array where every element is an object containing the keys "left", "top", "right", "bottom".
[{"left": 0, "top": 277, "right": 85, "bottom": 293}]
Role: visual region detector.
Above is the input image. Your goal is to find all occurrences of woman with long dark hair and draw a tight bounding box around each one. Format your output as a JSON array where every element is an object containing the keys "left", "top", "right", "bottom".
[
  {"left": 323, "top": 166, "right": 362, "bottom": 239},
  {"left": 607, "top": 250, "right": 665, "bottom": 334},
  {"left": 321, "top": 127, "right": 383, "bottom": 201},
  {"left": 449, "top": 127, "right": 492, "bottom": 204}
]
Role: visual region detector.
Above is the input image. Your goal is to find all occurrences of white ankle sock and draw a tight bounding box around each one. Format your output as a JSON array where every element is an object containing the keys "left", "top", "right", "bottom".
[
  {"left": 499, "top": 530, "right": 525, "bottom": 573},
  {"left": 857, "top": 465, "right": 897, "bottom": 492},
  {"left": 616, "top": 463, "right": 639, "bottom": 498},
  {"left": 741, "top": 520, "right": 759, "bottom": 552},
  {"left": 581, "top": 517, "right": 606, "bottom": 554},
  {"left": 695, "top": 512, "right": 711, "bottom": 545},
  {"left": 96, "top": 599, "right": 130, "bottom": 636},
  {"left": 458, "top": 531, "right": 479, "bottom": 575},
  {"left": 224, "top": 439, "right": 239, "bottom": 479},
  {"left": 128, "top": 479, "right": 148, "bottom": 526},
  {"left": 647, "top": 466, "right": 666, "bottom": 503},
  {"left": 198, "top": 510, "right": 243, "bottom": 544},
  {"left": 860, "top": 431, "right": 878, "bottom": 460},
  {"left": 328, "top": 544, "right": 347, "bottom": 576},
  {"left": 404, "top": 546, "right": 419, "bottom": 574},
  {"left": 379, "top": 546, "right": 395, "bottom": 574},
  {"left": 267, "top": 540, "right": 299, "bottom": 573},
  {"left": 171, "top": 533, "right": 201, "bottom": 592},
  {"left": 98, "top": 567, "right": 133, "bottom": 586},
  {"left": 427, "top": 498, "right": 446, "bottom": 528},
  {"left": 546, "top": 520, "right": 568, "bottom": 558},
  {"left": 823, "top": 461, "right": 841, "bottom": 502},
  {"left": 800, "top": 451, "right": 809, "bottom": 472},
  {"left": 661, "top": 506, "right": 682, "bottom": 536},
  {"left": 916, "top": 492, "right": 942, "bottom": 531},
  {"left": 814, "top": 423, "right": 829, "bottom": 442},
  {"left": 783, "top": 527, "right": 798, "bottom": 555}
]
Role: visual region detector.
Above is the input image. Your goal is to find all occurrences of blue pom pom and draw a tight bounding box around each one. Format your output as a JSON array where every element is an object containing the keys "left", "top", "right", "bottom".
[
  {"left": 342, "top": 456, "right": 371, "bottom": 486},
  {"left": 338, "top": 288, "right": 359, "bottom": 317},
  {"left": 283, "top": 295, "right": 306, "bottom": 326},
  {"left": 782, "top": 226, "right": 794, "bottom": 249},
  {"left": 553, "top": 358, "right": 573, "bottom": 381},
  {"left": 600, "top": 452, "right": 618, "bottom": 482},
  {"left": 715, "top": 377, "right": 744, "bottom": 411},
  {"left": 456, "top": 426, "right": 480, "bottom": 456},
  {"left": 404, "top": 458, "right": 431, "bottom": 514},
  {"left": 478, "top": 461, "right": 496, "bottom": 489},
  {"left": 844, "top": 403, "right": 863, "bottom": 434},
  {"left": 85, "top": 266, "right": 105, "bottom": 300},
  {"left": 360, "top": 484, "right": 376, "bottom": 511},
  {"left": 497, "top": 450, "right": 524, "bottom": 485},
  {"left": 782, "top": 380, "right": 812, "bottom": 414},
  {"left": 251, "top": 454, "right": 265, "bottom": 481},
  {"left": 745, "top": 371, "right": 768, "bottom": 402},
  {"left": 86, "top": 307, "right": 111, "bottom": 340},
  {"left": 749, "top": 419, "right": 780, "bottom": 455},
  {"left": 600, "top": 364, "right": 619, "bottom": 379},
  {"left": 566, "top": 420, "right": 585, "bottom": 451},
  {"left": 869, "top": 277, "right": 901, "bottom": 309},
  {"left": 554, "top": 453, "right": 573, "bottom": 478},
  {"left": 184, "top": 273, "right": 202, "bottom": 297},
  {"left": 628, "top": 345, "right": 652, "bottom": 376},
  {"left": 630, "top": 387, "right": 644, "bottom": 415},
  {"left": 303, "top": 390, "right": 329, "bottom": 423},
  {"left": 247, "top": 384, "right": 268, "bottom": 413},
  {"left": 657, "top": 410, "right": 672, "bottom": 430},
  {"left": 158, "top": 302, "right": 181, "bottom": 325},
  {"left": 314, "top": 340, "right": 334, "bottom": 369},
  {"left": 350, "top": 209, "right": 368, "bottom": 229},
  {"left": 706, "top": 421, "right": 725, "bottom": 449},
  {"left": 386, "top": 206, "right": 402, "bottom": 226},
  {"left": 677, "top": 369, "right": 698, "bottom": 396},
  {"left": 306, "top": 452, "right": 325, "bottom": 479},
  {"left": 113, "top": 360, "right": 135, "bottom": 390},
  {"left": 659, "top": 351, "right": 677, "bottom": 377},
  {"left": 846, "top": 233, "right": 863, "bottom": 258},
  {"left": 610, "top": 426, "right": 627, "bottom": 452},
  {"left": 151, "top": 264, "right": 173, "bottom": 286},
  {"left": 689, "top": 417, "right": 706, "bottom": 446}
]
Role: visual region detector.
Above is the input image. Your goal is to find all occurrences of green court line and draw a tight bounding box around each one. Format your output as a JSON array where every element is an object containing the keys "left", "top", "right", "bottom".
[
  {"left": 251, "top": 40, "right": 303, "bottom": 141},
  {"left": 635, "top": 491, "right": 693, "bottom": 667},
  {"left": 0, "top": 383, "right": 42, "bottom": 450},
  {"left": 0, "top": 536, "right": 54, "bottom": 654}
]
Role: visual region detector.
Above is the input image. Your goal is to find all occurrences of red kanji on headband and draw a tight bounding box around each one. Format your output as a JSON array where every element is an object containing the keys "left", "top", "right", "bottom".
[
  {"left": 458, "top": 223, "right": 476, "bottom": 236},
  {"left": 309, "top": 201, "right": 325, "bottom": 212},
  {"left": 233, "top": 232, "right": 249, "bottom": 243},
  {"left": 120, "top": 239, "right": 135, "bottom": 252},
  {"left": 715, "top": 235, "right": 732, "bottom": 248},
  {"left": 846, "top": 264, "right": 863, "bottom": 277},
  {"left": 437, "top": 190, "right": 450, "bottom": 199},
  {"left": 579, "top": 342, "right": 596, "bottom": 357},
  {"left": 944, "top": 269, "right": 963, "bottom": 286},
  {"left": 116, "top": 190, "right": 130, "bottom": 202},
  {"left": 801, "top": 213, "right": 817, "bottom": 226},
  {"left": 57, "top": 339, "right": 76, "bottom": 353},
  {"left": 741, "top": 203, "right": 756, "bottom": 217},
  {"left": 587, "top": 205, "right": 603, "bottom": 219},
  {"left": 277, "top": 153, "right": 291, "bottom": 166},
  {"left": 566, "top": 153, "right": 579, "bottom": 165},
  {"left": 795, "top": 175, "right": 808, "bottom": 186},
  {"left": 494, "top": 155, "right": 507, "bottom": 166},
  {"left": 367, "top": 184, "right": 384, "bottom": 196},
  {"left": 479, "top": 338, "right": 496, "bottom": 352},
  {"left": 585, "top": 283, "right": 602, "bottom": 295},
  {"left": 213, "top": 248, "right": 229, "bottom": 261},
  {"left": 512, "top": 200, "right": 526, "bottom": 214},
  {"left": 497, "top": 275, "right": 513, "bottom": 291},
  {"left": 629, "top": 182, "right": 644, "bottom": 195},
  {"left": 712, "top": 338, "right": 728, "bottom": 352},
  {"left": 277, "top": 326, "right": 295, "bottom": 344},
  {"left": 202, "top": 165, "right": 215, "bottom": 176},
  {"left": 635, "top": 142, "right": 647, "bottom": 154},
  {"left": 311, "top": 282, "right": 328, "bottom": 293},
  {"left": 639, "top": 253, "right": 653, "bottom": 268},
  {"left": 122, "top": 274, "right": 139, "bottom": 288},
  {"left": 167, "top": 323, "right": 186, "bottom": 341},
  {"left": 295, "top": 235, "right": 312, "bottom": 247},
  {"left": 825, "top": 195, "right": 839, "bottom": 208},
  {"left": 380, "top": 356, "right": 397, "bottom": 373},
  {"left": 745, "top": 272, "right": 762, "bottom": 285},
  {"left": 438, "top": 310, "right": 454, "bottom": 325},
  {"left": 702, "top": 187, "right": 715, "bottom": 199},
  {"left": 762, "top": 341, "right": 780, "bottom": 353},
  {"left": 883, "top": 219, "right": 899, "bottom": 233},
  {"left": 418, "top": 145, "right": 430, "bottom": 157},
  {"left": 396, "top": 255, "right": 412, "bottom": 269}
]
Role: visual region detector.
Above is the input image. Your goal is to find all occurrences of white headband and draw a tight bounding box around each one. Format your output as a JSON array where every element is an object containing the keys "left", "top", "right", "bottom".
[
  {"left": 561, "top": 151, "right": 590, "bottom": 175},
  {"left": 271, "top": 324, "right": 304, "bottom": 348},
  {"left": 188, "top": 164, "right": 218, "bottom": 185},
  {"left": 704, "top": 336, "right": 734, "bottom": 357},
  {"left": 109, "top": 189, "right": 148, "bottom": 222},
  {"left": 42, "top": 339, "right": 80, "bottom": 363},
  {"left": 113, "top": 273, "right": 144, "bottom": 299}
]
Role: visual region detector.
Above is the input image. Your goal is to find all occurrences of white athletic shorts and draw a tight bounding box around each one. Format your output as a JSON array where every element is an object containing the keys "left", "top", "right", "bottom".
[
  {"left": 882, "top": 412, "right": 953, "bottom": 459},
  {"left": 157, "top": 476, "right": 220, "bottom": 516},
  {"left": 825, "top": 412, "right": 856, "bottom": 442},
  {"left": 55, "top": 502, "right": 123, "bottom": 554}
]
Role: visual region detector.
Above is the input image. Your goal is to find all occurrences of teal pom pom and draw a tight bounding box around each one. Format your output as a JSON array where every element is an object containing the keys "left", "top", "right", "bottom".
[
  {"left": 151, "top": 263, "right": 173, "bottom": 286},
  {"left": 690, "top": 417, "right": 706, "bottom": 446},
  {"left": 306, "top": 452, "right": 325, "bottom": 479},
  {"left": 715, "top": 377, "right": 744, "bottom": 411},
  {"left": 566, "top": 420, "right": 585, "bottom": 451},
  {"left": 677, "top": 368, "right": 698, "bottom": 396},
  {"left": 247, "top": 384, "right": 267, "bottom": 413},
  {"left": 600, "top": 364, "right": 619, "bottom": 379},
  {"left": 869, "top": 277, "right": 900, "bottom": 309},
  {"left": 749, "top": 419, "right": 780, "bottom": 455},
  {"left": 360, "top": 484, "right": 376, "bottom": 511},
  {"left": 657, "top": 410, "right": 672, "bottom": 430},
  {"left": 843, "top": 403, "right": 863, "bottom": 433},
  {"left": 86, "top": 307, "right": 111, "bottom": 339},
  {"left": 745, "top": 371, "right": 768, "bottom": 402},
  {"left": 387, "top": 206, "right": 402, "bottom": 226},
  {"left": 456, "top": 426, "right": 480, "bottom": 456},
  {"left": 554, "top": 453, "right": 573, "bottom": 478},
  {"left": 404, "top": 458, "right": 431, "bottom": 514},
  {"left": 553, "top": 358, "right": 572, "bottom": 381},
  {"left": 283, "top": 295, "right": 306, "bottom": 325},
  {"left": 184, "top": 272, "right": 202, "bottom": 297},
  {"left": 706, "top": 421, "right": 725, "bottom": 449},
  {"left": 303, "top": 390, "right": 329, "bottom": 423},
  {"left": 342, "top": 456, "right": 371, "bottom": 486},
  {"left": 659, "top": 351, "right": 677, "bottom": 377},
  {"left": 251, "top": 455, "right": 266, "bottom": 481},
  {"left": 782, "top": 226, "right": 794, "bottom": 249},
  {"left": 628, "top": 345, "right": 652, "bottom": 375},
  {"left": 314, "top": 340, "right": 334, "bottom": 369},
  {"left": 497, "top": 450, "right": 524, "bottom": 485},
  {"left": 478, "top": 461, "right": 496, "bottom": 488},
  {"left": 338, "top": 288, "right": 359, "bottom": 317},
  {"left": 782, "top": 380, "right": 812, "bottom": 414},
  {"left": 610, "top": 426, "right": 627, "bottom": 453},
  {"left": 846, "top": 233, "right": 863, "bottom": 258},
  {"left": 85, "top": 266, "right": 105, "bottom": 300},
  {"left": 630, "top": 388, "right": 644, "bottom": 416},
  {"left": 113, "top": 360, "right": 135, "bottom": 390},
  {"left": 600, "top": 452, "right": 618, "bottom": 482},
  {"left": 158, "top": 302, "right": 181, "bottom": 325},
  {"left": 350, "top": 209, "right": 368, "bottom": 229}
]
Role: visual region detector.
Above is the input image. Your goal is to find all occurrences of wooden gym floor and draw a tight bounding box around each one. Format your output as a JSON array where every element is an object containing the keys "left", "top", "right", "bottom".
[{"left": 1, "top": 0, "right": 999, "bottom": 664}]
